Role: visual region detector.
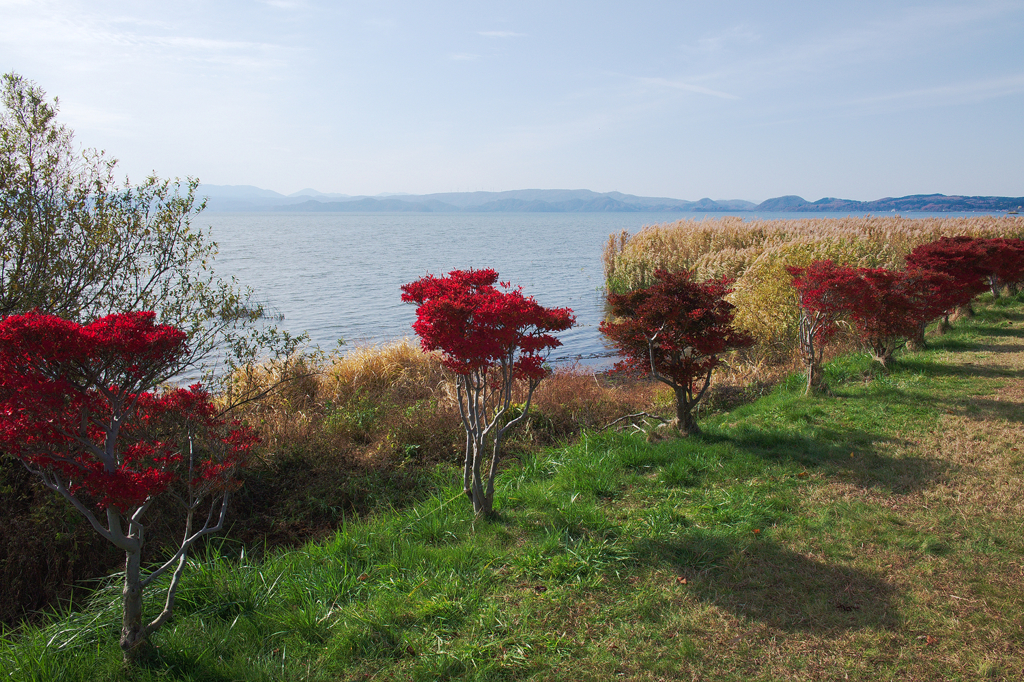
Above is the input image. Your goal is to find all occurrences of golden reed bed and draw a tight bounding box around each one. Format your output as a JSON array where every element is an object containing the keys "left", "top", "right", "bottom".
[{"left": 603, "top": 215, "right": 1024, "bottom": 354}]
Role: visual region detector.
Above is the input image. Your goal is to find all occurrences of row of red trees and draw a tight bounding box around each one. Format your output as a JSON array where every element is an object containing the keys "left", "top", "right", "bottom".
[
  {"left": 598, "top": 235, "right": 1024, "bottom": 432},
  {"left": 398, "top": 236, "right": 1024, "bottom": 515},
  {"left": 790, "top": 236, "right": 1024, "bottom": 392}
]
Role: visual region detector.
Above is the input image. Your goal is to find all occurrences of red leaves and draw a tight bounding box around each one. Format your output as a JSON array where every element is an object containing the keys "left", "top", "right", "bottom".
[
  {"left": 0, "top": 312, "right": 256, "bottom": 512},
  {"left": 793, "top": 264, "right": 956, "bottom": 364},
  {"left": 401, "top": 269, "right": 575, "bottom": 380},
  {"left": 985, "top": 237, "right": 1024, "bottom": 285},
  {"left": 790, "top": 249, "right": 971, "bottom": 367},
  {"left": 788, "top": 260, "right": 862, "bottom": 344},
  {"left": 904, "top": 236, "right": 1022, "bottom": 301},
  {"left": 0, "top": 310, "right": 186, "bottom": 393},
  {"left": 600, "top": 269, "right": 754, "bottom": 386}
]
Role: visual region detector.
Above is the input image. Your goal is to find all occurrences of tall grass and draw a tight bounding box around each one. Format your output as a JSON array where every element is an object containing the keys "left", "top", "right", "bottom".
[
  {"left": 229, "top": 341, "right": 666, "bottom": 467},
  {"left": 603, "top": 216, "right": 1024, "bottom": 356}
]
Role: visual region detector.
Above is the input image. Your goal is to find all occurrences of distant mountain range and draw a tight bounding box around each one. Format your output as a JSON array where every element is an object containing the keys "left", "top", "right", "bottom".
[{"left": 197, "top": 185, "right": 1024, "bottom": 214}]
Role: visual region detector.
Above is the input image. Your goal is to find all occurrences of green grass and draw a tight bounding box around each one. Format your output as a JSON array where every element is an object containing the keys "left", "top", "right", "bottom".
[{"left": 3, "top": 296, "right": 1024, "bottom": 680}]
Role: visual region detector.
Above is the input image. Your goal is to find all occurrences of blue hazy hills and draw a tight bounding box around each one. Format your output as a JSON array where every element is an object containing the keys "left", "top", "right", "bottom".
[{"left": 198, "top": 185, "right": 1024, "bottom": 214}]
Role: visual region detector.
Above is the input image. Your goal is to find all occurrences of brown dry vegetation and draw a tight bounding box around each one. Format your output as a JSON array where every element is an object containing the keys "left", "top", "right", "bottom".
[
  {"left": 229, "top": 340, "right": 669, "bottom": 467},
  {"left": 604, "top": 216, "right": 1024, "bottom": 356}
]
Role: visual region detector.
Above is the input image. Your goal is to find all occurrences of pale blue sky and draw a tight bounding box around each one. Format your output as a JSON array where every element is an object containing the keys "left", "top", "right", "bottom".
[{"left": 3, "top": 0, "right": 1023, "bottom": 201}]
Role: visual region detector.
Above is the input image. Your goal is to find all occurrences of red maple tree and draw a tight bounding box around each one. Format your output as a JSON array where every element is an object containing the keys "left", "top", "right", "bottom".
[
  {"left": 803, "top": 266, "right": 957, "bottom": 369},
  {"left": 0, "top": 311, "right": 257, "bottom": 661},
  {"left": 402, "top": 269, "right": 574, "bottom": 516},
  {"left": 904, "top": 237, "right": 994, "bottom": 318},
  {"left": 600, "top": 269, "right": 754, "bottom": 435},
  {"left": 787, "top": 260, "right": 862, "bottom": 393},
  {"left": 981, "top": 237, "right": 1024, "bottom": 296}
]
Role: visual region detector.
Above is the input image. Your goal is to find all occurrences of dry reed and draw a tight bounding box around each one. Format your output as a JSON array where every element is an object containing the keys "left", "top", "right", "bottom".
[
  {"left": 604, "top": 216, "right": 1024, "bottom": 355},
  {"left": 229, "top": 341, "right": 669, "bottom": 467}
]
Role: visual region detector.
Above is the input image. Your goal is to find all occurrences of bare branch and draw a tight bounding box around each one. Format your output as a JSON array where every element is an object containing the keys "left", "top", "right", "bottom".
[{"left": 600, "top": 411, "right": 670, "bottom": 432}]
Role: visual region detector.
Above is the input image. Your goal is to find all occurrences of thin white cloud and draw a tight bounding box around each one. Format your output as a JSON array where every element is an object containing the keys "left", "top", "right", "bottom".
[
  {"left": 677, "top": 24, "right": 760, "bottom": 56},
  {"left": 0, "top": 4, "right": 292, "bottom": 73},
  {"left": 478, "top": 30, "right": 525, "bottom": 38},
  {"left": 726, "top": 1, "right": 1020, "bottom": 87},
  {"left": 850, "top": 73, "right": 1024, "bottom": 109},
  {"left": 636, "top": 76, "right": 740, "bottom": 100},
  {"left": 449, "top": 53, "right": 479, "bottom": 61}
]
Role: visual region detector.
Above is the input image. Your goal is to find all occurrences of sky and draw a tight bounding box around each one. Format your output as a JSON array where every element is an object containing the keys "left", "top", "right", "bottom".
[{"left": 2, "top": 0, "right": 1023, "bottom": 202}]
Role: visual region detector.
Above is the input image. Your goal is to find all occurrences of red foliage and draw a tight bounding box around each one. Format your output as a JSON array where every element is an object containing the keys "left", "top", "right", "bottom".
[
  {"left": 904, "top": 237, "right": 995, "bottom": 305},
  {"left": 601, "top": 269, "right": 753, "bottom": 382},
  {"left": 983, "top": 237, "right": 1024, "bottom": 287},
  {"left": 600, "top": 269, "right": 753, "bottom": 433},
  {"left": 0, "top": 311, "right": 255, "bottom": 512},
  {"left": 786, "top": 260, "right": 865, "bottom": 391},
  {"left": 402, "top": 269, "right": 574, "bottom": 515},
  {"left": 787, "top": 260, "right": 861, "bottom": 343},
  {"left": 802, "top": 265, "right": 957, "bottom": 367},
  {"left": 400, "top": 268, "right": 575, "bottom": 379},
  {"left": 905, "top": 236, "right": 988, "bottom": 282},
  {"left": 0, "top": 310, "right": 259, "bottom": 657}
]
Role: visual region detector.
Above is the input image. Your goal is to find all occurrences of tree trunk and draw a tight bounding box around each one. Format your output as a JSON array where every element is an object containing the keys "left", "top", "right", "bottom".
[
  {"left": 906, "top": 321, "right": 927, "bottom": 352},
  {"left": 871, "top": 351, "right": 893, "bottom": 372},
  {"left": 674, "top": 389, "right": 700, "bottom": 436},
  {"left": 805, "top": 361, "right": 825, "bottom": 395},
  {"left": 989, "top": 275, "right": 1001, "bottom": 299},
  {"left": 936, "top": 315, "right": 952, "bottom": 335},
  {"left": 469, "top": 445, "right": 486, "bottom": 516},
  {"left": 462, "top": 433, "right": 473, "bottom": 500},
  {"left": 1007, "top": 282, "right": 1020, "bottom": 296},
  {"left": 120, "top": 548, "right": 145, "bottom": 662}
]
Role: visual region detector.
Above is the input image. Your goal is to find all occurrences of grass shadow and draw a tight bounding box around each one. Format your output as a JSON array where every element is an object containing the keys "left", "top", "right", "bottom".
[
  {"left": 909, "top": 394, "right": 1024, "bottom": 425},
  {"left": 957, "top": 396, "right": 1024, "bottom": 423},
  {"left": 640, "top": 534, "right": 899, "bottom": 633},
  {"left": 230, "top": 455, "right": 445, "bottom": 549},
  {"left": 899, "top": 355, "right": 1024, "bottom": 379},
  {"left": 700, "top": 427, "right": 946, "bottom": 494},
  {"left": 962, "top": 325, "right": 1024, "bottom": 340},
  {"left": 135, "top": 644, "right": 238, "bottom": 681}
]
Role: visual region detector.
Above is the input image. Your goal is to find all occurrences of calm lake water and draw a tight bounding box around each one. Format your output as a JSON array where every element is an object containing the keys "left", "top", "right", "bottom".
[{"left": 206, "top": 210, "right": 1004, "bottom": 367}]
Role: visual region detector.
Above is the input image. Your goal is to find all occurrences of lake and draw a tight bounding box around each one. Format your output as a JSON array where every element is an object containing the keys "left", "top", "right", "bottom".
[{"left": 207, "top": 210, "right": 1005, "bottom": 368}]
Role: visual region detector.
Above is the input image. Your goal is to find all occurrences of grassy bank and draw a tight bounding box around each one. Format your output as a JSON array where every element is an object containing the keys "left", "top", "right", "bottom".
[
  {"left": 2, "top": 296, "right": 1023, "bottom": 680},
  {"left": 0, "top": 344, "right": 667, "bottom": 625}
]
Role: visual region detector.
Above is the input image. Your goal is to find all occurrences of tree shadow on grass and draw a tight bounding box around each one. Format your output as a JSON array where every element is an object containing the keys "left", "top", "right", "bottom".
[
  {"left": 923, "top": 326, "right": 1024, "bottom": 354},
  {"left": 974, "top": 307, "right": 1024, "bottom": 324},
  {"left": 135, "top": 645, "right": 238, "bottom": 682},
  {"left": 909, "top": 394, "right": 1024, "bottom": 425},
  {"left": 230, "top": 456, "right": 443, "bottom": 549},
  {"left": 971, "top": 325, "right": 1024, "bottom": 339},
  {"left": 701, "top": 427, "right": 947, "bottom": 495},
  {"left": 639, "top": 533, "right": 899, "bottom": 633},
  {"left": 957, "top": 396, "right": 1024, "bottom": 423},
  {"left": 900, "top": 355, "right": 1024, "bottom": 379}
]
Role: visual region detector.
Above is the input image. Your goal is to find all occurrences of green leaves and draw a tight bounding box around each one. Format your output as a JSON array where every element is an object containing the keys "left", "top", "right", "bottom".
[{"left": 1, "top": 72, "right": 303, "bottom": 386}]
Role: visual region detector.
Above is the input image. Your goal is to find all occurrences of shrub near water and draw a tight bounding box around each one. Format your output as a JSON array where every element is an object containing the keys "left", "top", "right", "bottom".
[
  {"left": 232, "top": 340, "right": 664, "bottom": 466},
  {"left": 604, "top": 216, "right": 1024, "bottom": 356},
  {"left": 229, "top": 341, "right": 459, "bottom": 464}
]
